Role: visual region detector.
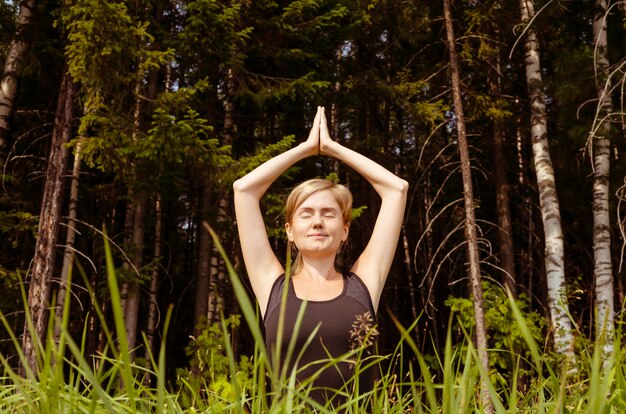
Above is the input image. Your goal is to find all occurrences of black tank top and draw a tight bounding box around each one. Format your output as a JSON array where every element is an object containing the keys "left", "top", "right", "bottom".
[{"left": 264, "top": 272, "right": 377, "bottom": 405}]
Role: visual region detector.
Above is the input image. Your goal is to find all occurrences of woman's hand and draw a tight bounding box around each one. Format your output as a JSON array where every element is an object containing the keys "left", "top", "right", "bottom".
[
  {"left": 301, "top": 106, "right": 322, "bottom": 156},
  {"left": 319, "top": 106, "right": 337, "bottom": 156}
]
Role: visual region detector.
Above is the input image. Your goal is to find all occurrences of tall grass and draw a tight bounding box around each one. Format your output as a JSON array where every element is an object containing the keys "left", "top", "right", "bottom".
[{"left": 1, "top": 229, "right": 625, "bottom": 413}]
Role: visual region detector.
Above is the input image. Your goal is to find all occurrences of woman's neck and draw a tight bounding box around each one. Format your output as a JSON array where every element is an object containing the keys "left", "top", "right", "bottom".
[{"left": 295, "top": 258, "right": 341, "bottom": 282}]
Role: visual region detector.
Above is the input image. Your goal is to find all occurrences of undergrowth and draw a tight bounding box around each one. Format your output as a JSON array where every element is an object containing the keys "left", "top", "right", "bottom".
[{"left": 0, "top": 229, "right": 624, "bottom": 413}]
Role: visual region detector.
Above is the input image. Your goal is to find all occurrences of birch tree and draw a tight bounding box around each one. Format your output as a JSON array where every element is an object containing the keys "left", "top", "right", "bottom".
[
  {"left": 0, "top": 0, "right": 35, "bottom": 155},
  {"left": 591, "top": 0, "right": 614, "bottom": 361},
  {"left": 519, "top": 0, "right": 575, "bottom": 359},
  {"left": 442, "top": 1, "right": 492, "bottom": 411}
]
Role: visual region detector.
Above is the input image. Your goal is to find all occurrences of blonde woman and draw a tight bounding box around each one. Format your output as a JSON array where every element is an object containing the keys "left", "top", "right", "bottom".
[{"left": 233, "top": 106, "right": 408, "bottom": 404}]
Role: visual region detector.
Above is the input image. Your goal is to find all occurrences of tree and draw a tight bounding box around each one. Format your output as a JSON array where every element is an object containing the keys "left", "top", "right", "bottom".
[
  {"left": 0, "top": 0, "right": 36, "bottom": 155},
  {"left": 53, "top": 140, "right": 83, "bottom": 344},
  {"left": 591, "top": 0, "right": 614, "bottom": 362},
  {"left": 21, "top": 70, "right": 75, "bottom": 375},
  {"left": 4, "top": 0, "right": 626, "bottom": 390},
  {"left": 518, "top": 0, "right": 575, "bottom": 360},
  {"left": 144, "top": 194, "right": 163, "bottom": 371},
  {"left": 442, "top": 0, "right": 492, "bottom": 411},
  {"left": 174, "top": 0, "right": 252, "bottom": 335},
  {"left": 121, "top": 66, "right": 153, "bottom": 359},
  {"left": 60, "top": 0, "right": 174, "bottom": 361},
  {"left": 486, "top": 7, "right": 517, "bottom": 297}
]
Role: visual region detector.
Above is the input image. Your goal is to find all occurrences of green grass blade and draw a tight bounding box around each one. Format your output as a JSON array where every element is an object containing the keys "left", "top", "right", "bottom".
[
  {"left": 388, "top": 311, "right": 438, "bottom": 413},
  {"left": 203, "top": 222, "right": 268, "bottom": 365},
  {"left": 102, "top": 226, "right": 136, "bottom": 406}
]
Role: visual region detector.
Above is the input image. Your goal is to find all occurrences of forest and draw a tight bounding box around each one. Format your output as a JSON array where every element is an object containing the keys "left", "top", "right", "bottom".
[{"left": 1, "top": 0, "right": 626, "bottom": 412}]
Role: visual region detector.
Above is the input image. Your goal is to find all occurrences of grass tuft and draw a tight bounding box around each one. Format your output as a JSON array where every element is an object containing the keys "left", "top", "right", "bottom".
[{"left": 0, "top": 229, "right": 624, "bottom": 412}]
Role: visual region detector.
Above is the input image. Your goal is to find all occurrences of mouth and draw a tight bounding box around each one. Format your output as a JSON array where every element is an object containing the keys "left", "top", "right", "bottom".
[{"left": 308, "top": 233, "right": 327, "bottom": 237}]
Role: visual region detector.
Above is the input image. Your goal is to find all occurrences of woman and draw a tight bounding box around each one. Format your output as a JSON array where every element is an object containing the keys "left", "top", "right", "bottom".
[{"left": 233, "top": 106, "right": 408, "bottom": 405}]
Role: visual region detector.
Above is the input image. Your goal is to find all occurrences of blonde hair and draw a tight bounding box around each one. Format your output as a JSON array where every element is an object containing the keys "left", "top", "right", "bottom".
[{"left": 285, "top": 179, "right": 353, "bottom": 274}]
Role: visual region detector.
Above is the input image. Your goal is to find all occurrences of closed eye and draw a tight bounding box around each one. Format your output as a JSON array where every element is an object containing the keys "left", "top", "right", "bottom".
[{"left": 297, "top": 209, "right": 313, "bottom": 219}]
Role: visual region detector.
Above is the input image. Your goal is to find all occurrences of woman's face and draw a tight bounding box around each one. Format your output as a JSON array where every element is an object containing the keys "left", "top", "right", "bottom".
[{"left": 285, "top": 190, "right": 349, "bottom": 258}]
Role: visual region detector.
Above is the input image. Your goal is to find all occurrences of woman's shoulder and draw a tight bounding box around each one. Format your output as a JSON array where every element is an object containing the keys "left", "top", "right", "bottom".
[
  {"left": 269, "top": 273, "right": 286, "bottom": 290},
  {"left": 264, "top": 273, "right": 286, "bottom": 320},
  {"left": 344, "top": 272, "right": 375, "bottom": 314}
]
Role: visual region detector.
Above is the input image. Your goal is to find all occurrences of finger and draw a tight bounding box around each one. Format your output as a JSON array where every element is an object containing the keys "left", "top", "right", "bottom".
[
  {"left": 320, "top": 108, "right": 329, "bottom": 136},
  {"left": 312, "top": 107, "right": 322, "bottom": 128},
  {"left": 307, "top": 108, "right": 322, "bottom": 142},
  {"left": 317, "top": 107, "right": 322, "bottom": 153}
]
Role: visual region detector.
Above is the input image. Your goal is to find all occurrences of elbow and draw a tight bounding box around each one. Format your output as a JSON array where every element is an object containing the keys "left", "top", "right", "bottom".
[
  {"left": 232, "top": 179, "right": 249, "bottom": 202},
  {"left": 233, "top": 178, "right": 243, "bottom": 194},
  {"left": 395, "top": 178, "right": 409, "bottom": 204},
  {"left": 233, "top": 178, "right": 261, "bottom": 201},
  {"left": 380, "top": 178, "right": 408, "bottom": 200},
  {"left": 233, "top": 178, "right": 250, "bottom": 195},
  {"left": 397, "top": 178, "right": 409, "bottom": 195}
]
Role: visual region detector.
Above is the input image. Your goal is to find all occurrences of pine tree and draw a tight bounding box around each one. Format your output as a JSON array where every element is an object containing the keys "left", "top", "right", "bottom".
[
  {"left": 21, "top": 70, "right": 76, "bottom": 375},
  {"left": 442, "top": 1, "right": 492, "bottom": 411}
]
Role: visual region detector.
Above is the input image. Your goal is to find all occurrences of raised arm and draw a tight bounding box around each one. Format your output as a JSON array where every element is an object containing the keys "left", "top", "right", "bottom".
[
  {"left": 233, "top": 107, "right": 322, "bottom": 316},
  {"left": 319, "top": 108, "right": 408, "bottom": 311}
]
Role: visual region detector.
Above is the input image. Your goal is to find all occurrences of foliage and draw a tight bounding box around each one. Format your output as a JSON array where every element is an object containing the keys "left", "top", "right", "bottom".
[
  {"left": 445, "top": 280, "right": 547, "bottom": 386},
  {"left": 392, "top": 69, "right": 449, "bottom": 125},
  {"left": 177, "top": 0, "right": 252, "bottom": 68},
  {"left": 59, "top": 0, "right": 173, "bottom": 113},
  {"left": 0, "top": 209, "right": 37, "bottom": 250},
  {"left": 176, "top": 315, "right": 254, "bottom": 409},
  {"left": 78, "top": 79, "right": 225, "bottom": 186},
  {"left": 0, "top": 210, "right": 36, "bottom": 355},
  {"left": 3, "top": 1, "right": 626, "bottom": 413},
  {"left": 0, "top": 245, "right": 625, "bottom": 412}
]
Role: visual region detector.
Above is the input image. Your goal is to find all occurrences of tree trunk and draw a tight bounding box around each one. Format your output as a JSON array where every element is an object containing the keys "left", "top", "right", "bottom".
[
  {"left": 488, "top": 50, "right": 517, "bottom": 297},
  {"left": 21, "top": 70, "right": 75, "bottom": 375},
  {"left": 331, "top": 46, "right": 342, "bottom": 174},
  {"left": 402, "top": 225, "right": 418, "bottom": 321},
  {"left": 208, "top": 197, "right": 228, "bottom": 323},
  {"left": 519, "top": 0, "right": 575, "bottom": 360},
  {"left": 144, "top": 194, "right": 162, "bottom": 367},
  {"left": 418, "top": 170, "right": 437, "bottom": 333},
  {"left": 591, "top": 0, "right": 614, "bottom": 362},
  {"left": 0, "top": 0, "right": 36, "bottom": 154},
  {"left": 442, "top": 2, "right": 492, "bottom": 412},
  {"left": 193, "top": 79, "right": 218, "bottom": 340},
  {"left": 53, "top": 140, "right": 83, "bottom": 342},
  {"left": 123, "top": 187, "right": 148, "bottom": 355},
  {"left": 193, "top": 182, "right": 213, "bottom": 336},
  {"left": 122, "top": 75, "right": 149, "bottom": 357},
  {"left": 206, "top": 68, "right": 236, "bottom": 324}
]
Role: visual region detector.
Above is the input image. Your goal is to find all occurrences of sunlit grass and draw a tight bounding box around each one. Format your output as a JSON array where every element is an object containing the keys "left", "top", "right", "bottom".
[{"left": 0, "top": 228, "right": 625, "bottom": 412}]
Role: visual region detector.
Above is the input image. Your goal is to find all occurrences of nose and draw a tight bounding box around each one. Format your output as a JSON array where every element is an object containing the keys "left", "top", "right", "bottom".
[{"left": 312, "top": 213, "right": 323, "bottom": 228}]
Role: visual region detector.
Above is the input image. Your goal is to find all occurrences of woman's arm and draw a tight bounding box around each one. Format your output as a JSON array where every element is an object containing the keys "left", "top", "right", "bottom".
[
  {"left": 319, "top": 108, "right": 408, "bottom": 311},
  {"left": 233, "top": 107, "right": 322, "bottom": 316}
]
